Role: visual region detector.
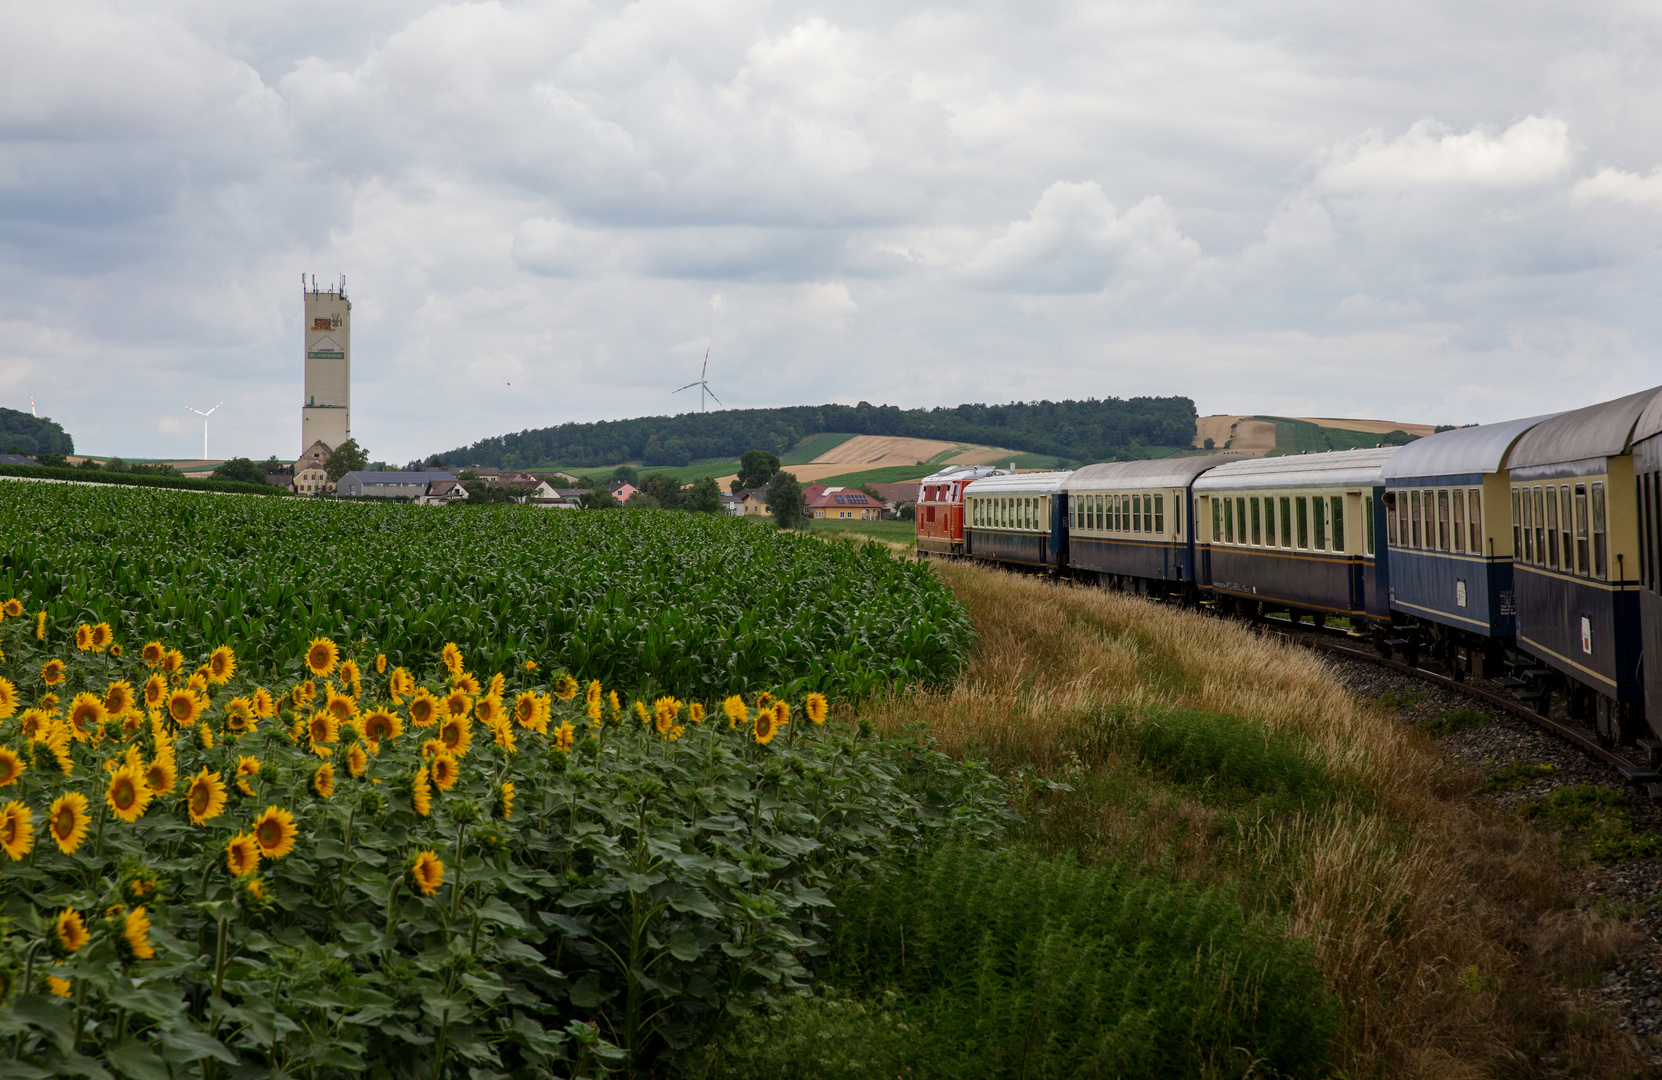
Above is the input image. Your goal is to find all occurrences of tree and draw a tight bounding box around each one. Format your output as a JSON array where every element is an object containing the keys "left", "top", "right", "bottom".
[
  {"left": 1203, "top": 437, "right": 1215, "bottom": 450},
  {"left": 638, "top": 473, "right": 685, "bottom": 510},
  {"left": 768, "top": 471, "right": 804, "bottom": 529},
  {"left": 624, "top": 491, "right": 662, "bottom": 510},
  {"left": 327, "top": 439, "right": 371, "bottom": 482},
  {"left": 579, "top": 488, "right": 619, "bottom": 510},
  {"left": 212, "top": 458, "right": 266, "bottom": 484},
  {"left": 735, "top": 449, "right": 780, "bottom": 490},
  {"left": 686, "top": 475, "right": 722, "bottom": 513},
  {"left": 610, "top": 465, "right": 639, "bottom": 486}
]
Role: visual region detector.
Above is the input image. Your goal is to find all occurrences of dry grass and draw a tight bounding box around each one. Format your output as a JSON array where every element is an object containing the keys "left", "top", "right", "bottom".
[{"left": 861, "top": 561, "right": 1652, "bottom": 1079}]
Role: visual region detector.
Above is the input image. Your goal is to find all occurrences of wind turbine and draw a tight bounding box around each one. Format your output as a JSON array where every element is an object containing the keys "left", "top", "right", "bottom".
[
  {"left": 673, "top": 350, "right": 723, "bottom": 412},
  {"left": 185, "top": 402, "right": 224, "bottom": 460}
]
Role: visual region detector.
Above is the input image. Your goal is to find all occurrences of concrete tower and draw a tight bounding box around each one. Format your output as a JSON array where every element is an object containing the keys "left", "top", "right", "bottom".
[{"left": 301, "top": 275, "right": 351, "bottom": 454}]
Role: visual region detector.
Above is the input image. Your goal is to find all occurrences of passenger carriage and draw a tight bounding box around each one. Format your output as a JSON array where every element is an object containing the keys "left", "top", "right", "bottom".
[
  {"left": 1505, "top": 387, "right": 1660, "bottom": 744},
  {"left": 914, "top": 465, "right": 1005, "bottom": 557},
  {"left": 1061, "top": 455, "right": 1245, "bottom": 599},
  {"left": 1378, "top": 415, "right": 1557, "bottom": 678},
  {"left": 963, "top": 472, "right": 1072, "bottom": 570},
  {"left": 1630, "top": 396, "right": 1662, "bottom": 743},
  {"left": 1192, "top": 448, "right": 1395, "bottom": 627}
]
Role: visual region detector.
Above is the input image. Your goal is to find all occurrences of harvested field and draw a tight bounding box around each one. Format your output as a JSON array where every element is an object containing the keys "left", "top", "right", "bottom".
[{"left": 809, "top": 434, "right": 1002, "bottom": 466}]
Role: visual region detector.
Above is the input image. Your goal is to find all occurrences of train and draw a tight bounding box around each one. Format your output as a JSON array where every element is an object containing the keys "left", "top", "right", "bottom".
[{"left": 914, "top": 385, "right": 1662, "bottom": 754}]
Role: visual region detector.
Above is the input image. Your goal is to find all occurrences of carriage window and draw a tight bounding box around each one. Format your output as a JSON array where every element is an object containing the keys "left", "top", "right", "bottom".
[
  {"left": 1592, "top": 482, "right": 1607, "bottom": 579},
  {"left": 1534, "top": 487, "right": 1547, "bottom": 567},
  {"left": 1224, "top": 496, "right": 1235, "bottom": 543},
  {"left": 1250, "top": 497, "right": 1262, "bottom": 545},
  {"left": 1436, "top": 489, "right": 1449, "bottom": 551},
  {"left": 1385, "top": 492, "right": 1398, "bottom": 546},
  {"left": 1575, "top": 484, "right": 1589, "bottom": 575},
  {"left": 1155, "top": 495, "right": 1164, "bottom": 535},
  {"left": 1263, "top": 497, "right": 1275, "bottom": 546},
  {"left": 1470, "top": 490, "right": 1483, "bottom": 556},
  {"left": 1520, "top": 487, "right": 1534, "bottom": 564},
  {"left": 1452, "top": 490, "right": 1466, "bottom": 554},
  {"left": 1511, "top": 488, "right": 1522, "bottom": 560},
  {"left": 1544, "top": 486, "right": 1559, "bottom": 568},
  {"left": 1558, "top": 487, "right": 1571, "bottom": 573},
  {"left": 1365, "top": 494, "right": 1375, "bottom": 556},
  {"left": 1410, "top": 490, "right": 1422, "bottom": 548},
  {"left": 1143, "top": 494, "right": 1153, "bottom": 533},
  {"left": 1314, "top": 496, "right": 1328, "bottom": 550},
  {"left": 1331, "top": 496, "right": 1345, "bottom": 553},
  {"left": 1213, "top": 498, "right": 1222, "bottom": 543},
  {"left": 1296, "top": 497, "right": 1308, "bottom": 548},
  {"left": 1236, "top": 498, "right": 1246, "bottom": 544},
  {"left": 1280, "top": 497, "right": 1293, "bottom": 547}
]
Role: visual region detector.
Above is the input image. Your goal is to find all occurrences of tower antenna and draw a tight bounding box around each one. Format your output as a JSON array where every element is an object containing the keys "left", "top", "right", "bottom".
[
  {"left": 184, "top": 402, "right": 225, "bottom": 461},
  {"left": 672, "top": 350, "right": 723, "bottom": 413}
]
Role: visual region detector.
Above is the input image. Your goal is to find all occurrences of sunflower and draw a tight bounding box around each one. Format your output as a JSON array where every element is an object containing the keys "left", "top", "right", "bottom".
[
  {"left": 90, "top": 623, "right": 113, "bottom": 650},
  {"left": 225, "top": 833, "right": 261, "bottom": 877},
  {"left": 360, "top": 709, "right": 402, "bottom": 745},
  {"left": 689, "top": 703, "right": 705, "bottom": 724},
  {"left": 40, "top": 659, "right": 66, "bottom": 686},
  {"left": 307, "top": 712, "right": 339, "bottom": 746},
  {"left": 474, "top": 694, "right": 503, "bottom": 726},
  {"left": 164, "top": 689, "right": 202, "bottom": 727},
  {"left": 495, "top": 781, "right": 515, "bottom": 820},
  {"left": 324, "top": 689, "right": 356, "bottom": 723},
  {"left": 122, "top": 868, "right": 160, "bottom": 903},
  {"left": 429, "top": 753, "right": 459, "bottom": 791},
  {"left": 54, "top": 910, "right": 89, "bottom": 954},
  {"left": 773, "top": 700, "right": 790, "bottom": 728},
  {"left": 608, "top": 690, "right": 622, "bottom": 719},
  {"left": 633, "top": 700, "right": 650, "bottom": 726},
  {"left": 0, "top": 747, "right": 22, "bottom": 788},
  {"left": 411, "top": 768, "right": 433, "bottom": 816},
  {"left": 140, "top": 641, "right": 165, "bottom": 666},
  {"left": 513, "top": 692, "right": 540, "bottom": 729},
  {"left": 161, "top": 649, "right": 183, "bottom": 676},
  {"left": 187, "top": 672, "right": 208, "bottom": 693},
  {"left": 143, "top": 755, "right": 176, "bottom": 796},
  {"left": 301, "top": 637, "right": 338, "bottom": 676},
  {"left": 67, "top": 693, "right": 107, "bottom": 741},
  {"left": 389, "top": 667, "right": 415, "bottom": 702},
  {"left": 140, "top": 674, "right": 166, "bottom": 711},
  {"left": 0, "top": 678, "right": 16, "bottom": 720},
  {"left": 251, "top": 806, "right": 298, "bottom": 859},
  {"left": 109, "top": 644, "right": 123, "bottom": 658},
  {"left": 0, "top": 801, "right": 32, "bottom": 860},
  {"left": 121, "top": 907, "right": 155, "bottom": 961},
  {"left": 524, "top": 660, "right": 538, "bottom": 672},
  {"left": 552, "top": 674, "right": 578, "bottom": 700},
  {"left": 47, "top": 792, "right": 89, "bottom": 853},
  {"left": 198, "top": 723, "right": 214, "bottom": 749},
  {"left": 75, "top": 624, "right": 93, "bottom": 651},
  {"left": 338, "top": 658, "right": 361, "bottom": 693},
  {"left": 755, "top": 691, "right": 775, "bottom": 711},
  {"left": 252, "top": 687, "right": 276, "bottom": 718},
  {"left": 408, "top": 688, "right": 439, "bottom": 727},
  {"left": 105, "top": 764, "right": 152, "bottom": 823},
  {"left": 438, "top": 715, "right": 473, "bottom": 758},
  {"left": 805, "top": 692, "right": 829, "bottom": 724},
  {"left": 585, "top": 698, "right": 602, "bottom": 725},
  {"left": 184, "top": 769, "right": 227, "bottom": 824},
  {"left": 292, "top": 681, "right": 316, "bottom": 708},
  {"left": 101, "top": 680, "right": 134, "bottom": 717},
  {"left": 753, "top": 709, "right": 781, "bottom": 745},
  {"left": 376, "top": 653, "right": 387, "bottom": 674},
  {"left": 554, "top": 722, "right": 575, "bottom": 753},
  {"left": 489, "top": 720, "right": 517, "bottom": 752},
  {"left": 223, "top": 697, "right": 255, "bottom": 734},
  {"left": 409, "top": 850, "right": 445, "bottom": 896},
  {"left": 654, "top": 697, "right": 681, "bottom": 735},
  {"left": 234, "top": 755, "right": 261, "bottom": 797},
  {"left": 19, "top": 709, "right": 50, "bottom": 743},
  {"left": 441, "top": 689, "right": 472, "bottom": 721},
  {"left": 40, "top": 692, "right": 58, "bottom": 713},
  {"left": 34, "top": 611, "right": 46, "bottom": 640},
  {"left": 441, "top": 642, "right": 463, "bottom": 675},
  {"left": 46, "top": 976, "right": 72, "bottom": 998},
  {"left": 451, "top": 671, "right": 481, "bottom": 696},
  {"left": 346, "top": 742, "right": 369, "bottom": 778},
  {"left": 311, "top": 762, "right": 335, "bottom": 799},
  {"left": 203, "top": 645, "right": 235, "bottom": 685},
  {"left": 1, "top": 598, "right": 20, "bottom": 618}
]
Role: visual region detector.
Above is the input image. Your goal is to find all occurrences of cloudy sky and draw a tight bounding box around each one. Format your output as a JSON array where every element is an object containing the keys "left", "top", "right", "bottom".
[{"left": 4, "top": 0, "right": 1662, "bottom": 462}]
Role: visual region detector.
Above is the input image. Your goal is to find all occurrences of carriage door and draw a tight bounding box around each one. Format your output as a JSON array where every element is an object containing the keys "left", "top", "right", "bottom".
[{"left": 1635, "top": 436, "right": 1662, "bottom": 739}]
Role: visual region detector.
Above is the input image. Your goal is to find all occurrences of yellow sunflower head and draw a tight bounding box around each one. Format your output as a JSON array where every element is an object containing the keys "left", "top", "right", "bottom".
[
  {"left": 252, "top": 687, "right": 276, "bottom": 719},
  {"left": 105, "top": 765, "right": 152, "bottom": 823},
  {"left": 429, "top": 753, "right": 459, "bottom": 790},
  {"left": 121, "top": 906, "right": 156, "bottom": 961},
  {"left": 33, "top": 611, "right": 46, "bottom": 640},
  {"left": 46, "top": 976, "right": 71, "bottom": 998},
  {"left": 140, "top": 641, "right": 165, "bottom": 666},
  {"left": 474, "top": 695, "right": 503, "bottom": 726},
  {"left": 494, "top": 780, "right": 515, "bottom": 821},
  {"left": 307, "top": 712, "right": 339, "bottom": 746},
  {"left": 143, "top": 673, "right": 167, "bottom": 709},
  {"left": 207, "top": 646, "right": 236, "bottom": 685},
  {"left": 40, "top": 659, "right": 66, "bottom": 687},
  {"left": 251, "top": 806, "right": 298, "bottom": 859},
  {"left": 442, "top": 689, "right": 471, "bottom": 721},
  {"left": 164, "top": 689, "right": 202, "bottom": 727},
  {"left": 554, "top": 722, "right": 575, "bottom": 754},
  {"left": 753, "top": 710, "right": 779, "bottom": 745},
  {"left": 48, "top": 792, "right": 90, "bottom": 853},
  {"left": 553, "top": 674, "right": 578, "bottom": 700},
  {"left": 408, "top": 689, "right": 439, "bottom": 727},
  {"left": 376, "top": 653, "right": 387, "bottom": 674},
  {"left": 68, "top": 693, "right": 108, "bottom": 741},
  {"left": 184, "top": 769, "right": 227, "bottom": 825},
  {"left": 75, "top": 624, "right": 93, "bottom": 651},
  {"left": 53, "top": 909, "right": 89, "bottom": 954},
  {"left": 409, "top": 850, "right": 445, "bottom": 896},
  {"left": 0, "top": 747, "right": 23, "bottom": 788},
  {"left": 0, "top": 598, "right": 21, "bottom": 618},
  {"left": 143, "top": 756, "right": 176, "bottom": 796},
  {"left": 361, "top": 709, "right": 402, "bottom": 744},
  {"left": 292, "top": 681, "right": 317, "bottom": 707},
  {"left": 438, "top": 715, "right": 473, "bottom": 757},
  {"left": 305, "top": 638, "right": 339, "bottom": 677},
  {"left": 90, "top": 623, "right": 113, "bottom": 650},
  {"left": 311, "top": 762, "right": 335, "bottom": 799},
  {"left": 441, "top": 642, "right": 464, "bottom": 675},
  {"left": 411, "top": 768, "right": 433, "bottom": 816},
  {"left": 324, "top": 690, "right": 356, "bottom": 723},
  {"left": 805, "top": 693, "right": 829, "bottom": 725},
  {"left": 225, "top": 833, "right": 261, "bottom": 877},
  {"left": 346, "top": 742, "right": 369, "bottom": 778},
  {"left": 0, "top": 677, "right": 15, "bottom": 721},
  {"left": 489, "top": 719, "right": 516, "bottom": 752},
  {"left": 339, "top": 659, "right": 361, "bottom": 691},
  {"left": 0, "top": 800, "right": 33, "bottom": 860},
  {"left": 689, "top": 703, "right": 705, "bottom": 724},
  {"left": 513, "top": 692, "right": 539, "bottom": 728},
  {"left": 755, "top": 691, "right": 775, "bottom": 711},
  {"left": 102, "top": 681, "right": 134, "bottom": 717},
  {"left": 451, "top": 671, "right": 481, "bottom": 696},
  {"left": 585, "top": 679, "right": 602, "bottom": 705},
  {"left": 161, "top": 649, "right": 183, "bottom": 675},
  {"left": 108, "top": 644, "right": 123, "bottom": 658}
]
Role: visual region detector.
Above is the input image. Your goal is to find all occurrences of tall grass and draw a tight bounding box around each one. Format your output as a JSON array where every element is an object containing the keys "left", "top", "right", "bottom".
[{"left": 854, "top": 564, "right": 1645, "bottom": 1077}]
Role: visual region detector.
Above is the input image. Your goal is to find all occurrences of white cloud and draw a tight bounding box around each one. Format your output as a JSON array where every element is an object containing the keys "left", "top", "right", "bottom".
[
  {"left": 1316, "top": 116, "right": 1572, "bottom": 191},
  {"left": 1574, "top": 165, "right": 1662, "bottom": 207}
]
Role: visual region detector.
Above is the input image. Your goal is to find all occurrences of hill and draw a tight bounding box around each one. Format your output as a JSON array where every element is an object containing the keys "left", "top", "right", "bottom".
[
  {"left": 436, "top": 397, "right": 1198, "bottom": 469},
  {"left": 0, "top": 407, "right": 74, "bottom": 456},
  {"left": 1194, "top": 415, "right": 1437, "bottom": 457}
]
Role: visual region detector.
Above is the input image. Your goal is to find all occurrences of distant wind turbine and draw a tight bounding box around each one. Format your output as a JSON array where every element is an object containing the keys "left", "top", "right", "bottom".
[
  {"left": 673, "top": 351, "right": 723, "bottom": 413},
  {"left": 185, "top": 402, "right": 225, "bottom": 460}
]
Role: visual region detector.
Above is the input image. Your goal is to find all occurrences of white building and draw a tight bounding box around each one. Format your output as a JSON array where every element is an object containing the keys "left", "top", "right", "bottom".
[
  {"left": 337, "top": 470, "right": 457, "bottom": 500},
  {"left": 302, "top": 276, "right": 351, "bottom": 455}
]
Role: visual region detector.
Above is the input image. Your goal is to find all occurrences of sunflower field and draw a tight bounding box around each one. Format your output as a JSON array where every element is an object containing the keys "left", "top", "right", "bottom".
[
  {"left": 0, "top": 612, "right": 1010, "bottom": 1078},
  {"left": 0, "top": 484, "right": 972, "bottom": 701}
]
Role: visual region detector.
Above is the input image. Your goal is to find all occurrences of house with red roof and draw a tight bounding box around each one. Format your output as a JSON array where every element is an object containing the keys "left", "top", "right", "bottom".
[{"left": 804, "top": 485, "right": 881, "bottom": 521}]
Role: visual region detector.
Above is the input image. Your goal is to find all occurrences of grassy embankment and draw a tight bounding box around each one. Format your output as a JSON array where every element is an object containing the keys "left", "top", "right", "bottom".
[{"left": 703, "top": 561, "right": 1646, "bottom": 1078}]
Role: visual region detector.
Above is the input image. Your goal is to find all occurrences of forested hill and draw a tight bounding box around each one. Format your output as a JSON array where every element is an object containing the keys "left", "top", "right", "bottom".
[
  {"left": 438, "top": 397, "right": 1197, "bottom": 468},
  {"left": 0, "top": 407, "right": 73, "bottom": 456}
]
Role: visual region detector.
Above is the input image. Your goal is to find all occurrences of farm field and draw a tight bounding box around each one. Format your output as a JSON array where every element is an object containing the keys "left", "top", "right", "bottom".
[
  {"left": 0, "top": 483, "right": 970, "bottom": 702},
  {"left": 1194, "top": 414, "right": 1441, "bottom": 456}
]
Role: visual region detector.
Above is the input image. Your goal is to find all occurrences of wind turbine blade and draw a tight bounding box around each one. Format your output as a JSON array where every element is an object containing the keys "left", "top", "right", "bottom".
[
  {"left": 705, "top": 387, "right": 723, "bottom": 406},
  {"left": 673, "top": 382, "right": 700, "bottom": 393}
]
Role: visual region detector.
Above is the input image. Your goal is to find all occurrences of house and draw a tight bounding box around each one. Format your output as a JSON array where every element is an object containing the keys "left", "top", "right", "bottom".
[
  {"left": 735, "top": 486, "right": 771, "bottom": 516},
  {"left": 294, "top": 441, "right": 334, "bottom": 495},
  {"left": 336, "top": 470, "right": 458, "bottom": 500},
  {"left": 608, "top": 481, "right": 638, "bottom": 503},
  {"left": 805, "top": 486, "right": 881, "bottom": 521},
  {"left": 0, "top": 454, "right": 38, "bottom": 466},
  {"left": 865, "top": 481, "right": 921, "bottom": 517},
  {"left": 528, "top": 485, "right": 586, "bottom": 509},
  {"left": 418, "top": 478, "right": 470, "bottom": 506},
  {"left": 549, "top": 471, "right": 582, "bottom": 484},
  {"left": 719, "top": 492, "right": 745, "bottom": 516}
]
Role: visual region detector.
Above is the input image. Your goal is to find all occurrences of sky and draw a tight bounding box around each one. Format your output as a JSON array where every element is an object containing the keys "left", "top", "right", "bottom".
[{"left": 4, "top": 0, "right": 1662, "bottom": 463}]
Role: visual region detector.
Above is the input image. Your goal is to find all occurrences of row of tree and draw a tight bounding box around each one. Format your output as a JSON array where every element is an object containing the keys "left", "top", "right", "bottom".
[
  {"left": 0, "top": 408, "right": 74, "bottom": 458},
  {"left": 435, "top": 396, "right": 1199, "bottom": 469}
]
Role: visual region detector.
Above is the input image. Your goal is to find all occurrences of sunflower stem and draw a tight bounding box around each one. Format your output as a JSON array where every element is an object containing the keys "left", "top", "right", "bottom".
[{"left": 212, "top": 915, "right": 228, "bottom": 1001}]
